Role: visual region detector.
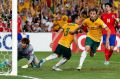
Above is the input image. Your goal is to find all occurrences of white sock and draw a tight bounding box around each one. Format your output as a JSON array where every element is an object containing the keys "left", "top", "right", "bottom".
[
  {"left": 55, "top": 58, "right": 67, "bottom": 67},
  {"left": 45, "top": 54, "right": 58, "bottom": 61},
  {"left": 78, "top": 50, "right": 88, "bottom": 67}
]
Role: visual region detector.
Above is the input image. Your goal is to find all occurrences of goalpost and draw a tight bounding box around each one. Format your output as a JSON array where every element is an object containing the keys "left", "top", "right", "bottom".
[
  {"left": 0, "top": 0, "right": 17, "bottom": 76},
  {"left": 10, "top": 0, "right": 17, "bottom": 76}
]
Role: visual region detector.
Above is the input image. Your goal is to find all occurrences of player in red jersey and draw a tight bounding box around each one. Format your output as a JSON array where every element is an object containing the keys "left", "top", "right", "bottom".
[
  {"left": 18, "top": 13, "right": 22, "bottom": 33},
  {"left": 101, "top": 3, "right": 120, "bottom": 65},
  {"left": 0, "top": 18, "right": 4, "bottom": 32},
  {"left": 17, "top": 13, "right": 23, "bottom": 42}
]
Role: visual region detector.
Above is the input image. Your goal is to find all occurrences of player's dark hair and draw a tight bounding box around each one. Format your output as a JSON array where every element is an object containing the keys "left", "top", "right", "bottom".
[
  {"left": 21, "top": 38, "right": 30, "bottom": 45},
  {"left": 71, "top": 14, "right": 78, "bottom": 23},
  {"left": 89, "top": 8, "right": 98, "bottom": 14},
  {"left": 105, "top": 3, "right": 112, "bottom": 7}
]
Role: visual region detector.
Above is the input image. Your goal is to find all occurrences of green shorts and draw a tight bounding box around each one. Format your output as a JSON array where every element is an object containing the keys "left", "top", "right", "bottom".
[
  {"left": 54, "top": 44, "right": 71, "bottom": 60},
  {"left": 85, "top": 37, "right": 100, "bottom": 53}
]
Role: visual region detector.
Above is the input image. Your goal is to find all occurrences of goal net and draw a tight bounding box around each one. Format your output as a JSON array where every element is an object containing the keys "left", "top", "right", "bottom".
[
  {"left": 0, "top": 0, "right": 17, "bottom": 76},
  {"left": 0, "top": 51, "right": 12, "bottom": 74},
  {"left": 0, "top": 33, "right": 17, "bottom": 76}
]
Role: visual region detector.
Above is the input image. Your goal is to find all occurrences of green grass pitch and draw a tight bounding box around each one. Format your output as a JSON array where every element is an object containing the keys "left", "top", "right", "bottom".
[{"left": 0, "top": 52, "right": 120, "bottom": 79}]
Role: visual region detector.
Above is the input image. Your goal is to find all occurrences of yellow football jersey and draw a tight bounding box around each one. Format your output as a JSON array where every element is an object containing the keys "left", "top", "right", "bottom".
[
  {"left": 18, "top": 4, "right": 25, "bottom": 12},
  {"left": 59, "top": 23, "right": 79, "bottom": 48},
  {"left": 52, "top": 20, "right": 61, "bottom": 31},
  {"left": 59, "top": 15, "right": 68, "bottom": 28},
  {"left": 61, "top": 15, "right": 68, "bottom": 21},
  {"left": 83, "top": 18, "right": 107, "bottom": 42},
  {"left": 59, "top": 20, "right": 68, "bottom": 28},
  {"left": 24, "top": 1, "right": 30, "bottom": 9},
  {"left": 52, "top": 20, "right": 68, "bottom": 31}
]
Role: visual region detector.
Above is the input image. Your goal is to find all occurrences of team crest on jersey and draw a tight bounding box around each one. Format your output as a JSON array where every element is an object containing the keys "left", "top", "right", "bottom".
[
  {"left": 107, "top": 19, "right": 110, "bottom": 23},
  {"left": 91, "top": 26, "right": 101, "bottom": 30},
  {"left": 94, "top": 23, "right": 99, "bottom": 26}
]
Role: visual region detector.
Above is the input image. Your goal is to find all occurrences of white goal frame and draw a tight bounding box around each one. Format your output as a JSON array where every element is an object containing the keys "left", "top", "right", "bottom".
[
  {"left": 0, "top": 0, "right": 18, "bottom": 76},
  {"left": 10, "top": 0, "right": 17, "bottom": 76}
]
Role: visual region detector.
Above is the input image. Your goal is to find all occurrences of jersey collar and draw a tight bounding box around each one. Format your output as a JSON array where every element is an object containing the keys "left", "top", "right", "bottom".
[{"left": 90, "top": 17, "right": 98, "bottom": 22}]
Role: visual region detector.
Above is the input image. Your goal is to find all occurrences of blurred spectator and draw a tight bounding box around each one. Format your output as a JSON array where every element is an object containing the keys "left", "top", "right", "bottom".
[
  {"left": 18, "top": 0, "right": 120, "bottom": 33},
  {"left": 23, "top": 21, "right": 32, "bottom": 32},
  {"left": 0, "top": 0, "right": 12, "bottom": 32},
  {"left": 32, "top": 23, "right": 41, "bottom": 32}
]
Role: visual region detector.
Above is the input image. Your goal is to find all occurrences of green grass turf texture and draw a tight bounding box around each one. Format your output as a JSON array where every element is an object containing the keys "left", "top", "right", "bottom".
[{"left": 0, "top": 52, "right": 120, "bottom": 79}]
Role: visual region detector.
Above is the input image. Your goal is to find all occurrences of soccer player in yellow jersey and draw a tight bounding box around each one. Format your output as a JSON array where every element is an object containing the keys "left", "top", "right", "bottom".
[
  {"left": 38, "top": 15, "right": 79, "bottom": 71},
  {"left": 52, "top": 15, "right": 68, "bottom": 32},
  {"left": 59, "top": 15, "right": 68, "bottom": 27},
  {"left": 52, "top": 19, "right": 61, "bottom": 32},
  {"left": 76, "top": 8, "right": 111, "bottom": 70}
]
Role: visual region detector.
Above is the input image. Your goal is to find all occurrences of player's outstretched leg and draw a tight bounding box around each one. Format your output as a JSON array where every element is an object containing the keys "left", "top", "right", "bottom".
[
  {"left": 104, "top": 48, "right": 110, "bottom": 65},
  {"left": 52, "top": 58, "right": 68, "bottom": 71},
  {"left": 89, "top": 47, "right": 95, "bottom": 57},
  {"left": 37, "top": 53, "right": 58, "bottom": 67},
  {"left": 90, "top": 50, "right": 95, "bottom": 57},
  {"left": 76, "top": 50, "right": 88, "bottom": 70}
]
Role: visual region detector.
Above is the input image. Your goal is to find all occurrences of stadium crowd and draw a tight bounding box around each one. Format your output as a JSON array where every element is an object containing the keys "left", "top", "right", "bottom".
[
  {"left": 0, "top": 0, "right": 12, "bottom": 32},
  {"left": 18, "top": 0, "right": 41, "bottom": 32},
  {"left": 39, "top": 0, "right": 120, "bottom": 33},
  {"left": 1, "top": 0, "right": 120, "bottom": 33},
  {"left": 18, "top": 0, "right": 120, "bottom": 33}
]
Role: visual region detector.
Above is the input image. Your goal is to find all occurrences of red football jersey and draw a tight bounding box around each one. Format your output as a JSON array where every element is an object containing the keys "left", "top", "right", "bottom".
[
  {"left": 10, "top": 19, "right": 12, "bottom": 29},
  {"left": 0, "top": 27, "right": 3, "bottom": 32},
  {"left": 17, "top": 16, "right": 22, "bottom": 33},
  {"left": 0, "top": 22, "right": 6, "bottom": 32},
  {"left": 101, "top": 13, "right": 117, "bottom": 34}
]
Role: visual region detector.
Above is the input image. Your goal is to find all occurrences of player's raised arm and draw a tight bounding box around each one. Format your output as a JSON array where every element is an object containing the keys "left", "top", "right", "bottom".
[
  {"left": 73, "top": 34, "right": 79, "bottom": 52},
  {"left": 70, "top": 20, "right": 84, "bottom": 34},
  {"left": 50, "top": 28, "right": 63, "bottom": 48}
]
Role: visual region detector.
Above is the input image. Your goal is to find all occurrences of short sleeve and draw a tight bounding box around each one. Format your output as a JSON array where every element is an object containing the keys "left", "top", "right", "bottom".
[
  {"left": 100, "top": 19, "right": 107, "bottom": 28},
  {"left": 82, "top": 19, "right": 87, "bottom": 27}
]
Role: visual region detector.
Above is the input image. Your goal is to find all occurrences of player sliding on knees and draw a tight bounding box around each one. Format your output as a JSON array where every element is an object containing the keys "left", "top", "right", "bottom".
[
  {"left": 0, "top": 38, "right": 39, "bottom": 68},
  {"left": 37, "top": 15, "right": 80, "bottom": 71},
  {"left": 75, "top": 8, "right": 111, "bottom": 70}
]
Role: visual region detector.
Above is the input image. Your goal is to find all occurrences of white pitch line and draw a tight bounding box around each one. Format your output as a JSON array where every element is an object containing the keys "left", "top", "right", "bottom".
[
  {"left": 86, "top": 60, "right": 120, "bottom": 64},
  {"left": 107, "top": 61, "right": 119, "bottom": 63},
  {"left": 18, "top": 75, "right": 42, "bottom": 79}
]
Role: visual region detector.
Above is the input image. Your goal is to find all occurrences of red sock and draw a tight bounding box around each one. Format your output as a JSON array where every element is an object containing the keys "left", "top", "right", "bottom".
[
  {"left": 104, "top": 48, "right": 109, "bottom": 61},
  {"left": 108, "top": 50, "right": 113, "bottom": 59}
]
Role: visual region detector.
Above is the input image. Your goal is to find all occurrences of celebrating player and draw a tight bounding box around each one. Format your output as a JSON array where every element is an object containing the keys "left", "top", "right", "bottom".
[
  {"left": 37, "top": 15, "right": 79, "bottom": 71},
  {"left": 101, "top": 3, "right": 120, "bottom": 65},
  {"left": 76, "top": 8, "right": 111, "bottom": 70}
]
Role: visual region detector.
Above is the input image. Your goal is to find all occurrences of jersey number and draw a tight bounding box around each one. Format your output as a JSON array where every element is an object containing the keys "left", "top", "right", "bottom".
[
  {"left": 64, "top": 28, "right": 70, "bottom": 36},
  {"left": 107, "top": 19, "right": 110, "bottom": 23}
]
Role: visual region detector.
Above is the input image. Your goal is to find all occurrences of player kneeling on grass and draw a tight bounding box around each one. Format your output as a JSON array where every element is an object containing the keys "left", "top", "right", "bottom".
[
  {"left": 18, "top": 38, "right": 39, "bottom": 68},
  {"left": 37, "top": 15, "right": 79, "bottom": 71},
  {"left": 0, "top": 38, "right": 39, "bottom": 68},
  {"left": 75, "top": 8, "right": 111, "bottom": 70}
]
